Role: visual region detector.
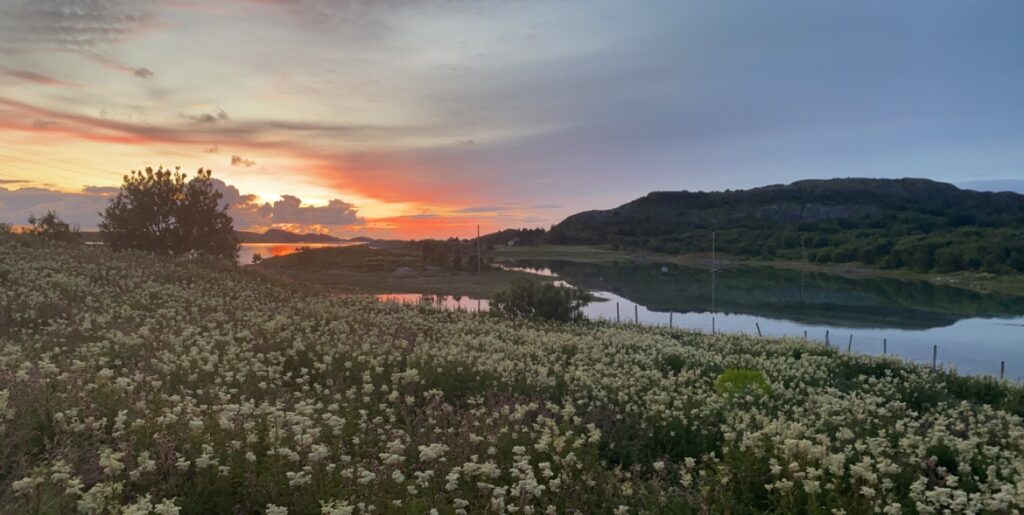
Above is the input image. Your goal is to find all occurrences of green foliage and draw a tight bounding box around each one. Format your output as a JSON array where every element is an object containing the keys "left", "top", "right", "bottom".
[
  {"left": 420, "top": 238, "right": 481, "bottom": 270},
  {"left": 99, "top": 167, "right": 239, "bottom": 261},
  {"left": 491, "top": 278, "right": 588, "bottom": 322},
  {"left": 714, "top": 368, "right": 772, "bottom": 396},
  {"left": 26, "top": 211, "right": 80, "bottom": 243},
  {"left": 479, "top": 227, "right": 547, "bottom": 246}
]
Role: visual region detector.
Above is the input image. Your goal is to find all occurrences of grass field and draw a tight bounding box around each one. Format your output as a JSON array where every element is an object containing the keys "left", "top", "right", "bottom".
[
  {"left": 490, "top": 245, "right": 631, "bottom": 264},
  {"left": 3, "top": 237, "right": 1024, "bottom": 513},
  {"left": 254, "top": 245, "right": 550, "bottom": 298}
]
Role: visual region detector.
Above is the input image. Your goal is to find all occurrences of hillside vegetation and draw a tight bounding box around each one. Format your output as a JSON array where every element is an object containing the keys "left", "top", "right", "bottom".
[
  {"left": 548, "top": 178, "right": 1024, "bottom": 274},
  {"left": 2, "top": 237, "right": 1024, "bottom": 513}
]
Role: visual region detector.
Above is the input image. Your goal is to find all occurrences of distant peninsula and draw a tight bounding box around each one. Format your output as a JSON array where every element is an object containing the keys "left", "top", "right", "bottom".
[{"left": 235, "top": 228, "right": 345, "bottom": 244}]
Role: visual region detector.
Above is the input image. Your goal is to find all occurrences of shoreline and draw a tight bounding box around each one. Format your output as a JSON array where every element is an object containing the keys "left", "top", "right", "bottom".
[{"left": 491, "top": 245, "right": 1024, "bottom": 298}]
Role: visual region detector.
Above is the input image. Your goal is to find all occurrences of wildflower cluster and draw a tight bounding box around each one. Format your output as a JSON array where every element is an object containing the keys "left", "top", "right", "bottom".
[{"left": 2, "top": 239, "right": 1023, "bottom": 513}]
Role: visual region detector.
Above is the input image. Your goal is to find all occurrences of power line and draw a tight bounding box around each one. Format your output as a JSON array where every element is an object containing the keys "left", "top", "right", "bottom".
[
  {"left": 0, "top": 144, "right": 122, "bottom": 176},
  {"left": 0, "top": 152, "right": 117, "bottom": 183},
  {"left": 0, "top": 161, "right": 106, "bottom": 185},
  {"left": 0, "top": 171, "right": 27, "bottom": 182}
]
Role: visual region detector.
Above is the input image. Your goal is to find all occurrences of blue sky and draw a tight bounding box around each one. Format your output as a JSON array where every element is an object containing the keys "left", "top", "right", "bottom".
[{"left": 1, "top": 0, "right": 1022, "bottom": 236}]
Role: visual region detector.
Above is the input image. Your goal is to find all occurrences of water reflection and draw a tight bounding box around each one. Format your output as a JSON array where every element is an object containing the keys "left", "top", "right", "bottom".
[
  {"left": 372, "top": 261, "right": 1024, "bottom": 378},
  {"left": 378, "top": 293, "right": 490, "bottom": 312},
  {"left": 238, "top": 242, "right": 361, "bottom": 265},
  {"left": 508, "top": 260, "right": 1024, "bottom": 330}
]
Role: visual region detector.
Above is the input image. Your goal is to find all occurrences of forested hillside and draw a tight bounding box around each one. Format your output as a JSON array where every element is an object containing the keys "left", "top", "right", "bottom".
[{"left": 549, "top": 178, "right": 1024, "bottom": 273}]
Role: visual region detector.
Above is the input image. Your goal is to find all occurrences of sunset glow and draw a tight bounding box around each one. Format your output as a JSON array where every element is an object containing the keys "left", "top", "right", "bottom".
[{"left": 2, "top": 1, "right": 1023, "bottom": 237}]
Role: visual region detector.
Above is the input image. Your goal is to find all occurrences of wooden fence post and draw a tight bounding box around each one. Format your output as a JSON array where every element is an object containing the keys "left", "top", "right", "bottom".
[
  {"left": 803, "top": 330, "right": 807, "bottom": 341},
  {"left": 616, "top": 303, "right": 620, "bottom": 323},
  {"left": 883, "top": 338, "right": 887, "bottom": 355},
  {"left": 669, "top": 311, "right": 673, "bottom": 328},
  {"left": 634, "top": 305, "right": 639, "bottom": 324},
  {"left": 932, "top": 345, "right": 937, "bottom": 371},
  {"left": 712, "top": 316, "right": 716, "bottom": 334},
  {"left": 847, "top": 334, "right": 853, "bottom": 353},
  {"left": 825, "top": 330, "right": 830, "bottom": 347},
  {"left": 755, "top": 323, "right": 762, "bottom": 337},
  {"left": 1001, "top": 361, "right": 1005, "bottom": 379}
]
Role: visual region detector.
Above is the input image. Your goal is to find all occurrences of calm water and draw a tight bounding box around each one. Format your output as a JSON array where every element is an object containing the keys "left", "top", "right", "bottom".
[
  {"left": 238, "top": 242, "right": 360, "bottom": 265},
  {"left": 383, "top": 260, "right": 1024, "bottom": 380}
]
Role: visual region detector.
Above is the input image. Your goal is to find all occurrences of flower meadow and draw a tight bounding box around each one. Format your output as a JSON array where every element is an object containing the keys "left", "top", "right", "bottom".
[{"left": 2, "top": 238, "right": 1024, "bottom": 514}]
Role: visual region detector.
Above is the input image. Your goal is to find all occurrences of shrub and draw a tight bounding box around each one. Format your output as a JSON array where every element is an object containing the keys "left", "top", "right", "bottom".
[
  {"left": 26, "top": 211, "right": 80, "bottom": 243},
  {"left": 714, "top": 368, "right": 772, "bottom": 396},
  {"left": 491, "top": 278, "right": 589, "bottom": 322}
]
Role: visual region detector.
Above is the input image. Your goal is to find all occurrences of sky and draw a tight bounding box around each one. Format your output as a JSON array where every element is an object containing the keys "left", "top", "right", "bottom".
[{"left": 1, "top": 0, "right": 1023, "bottom": 238}]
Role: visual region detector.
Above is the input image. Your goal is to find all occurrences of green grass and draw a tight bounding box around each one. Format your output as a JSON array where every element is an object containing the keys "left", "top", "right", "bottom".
[
  {"left": 714, "top": 369, "right": 772, "bottom": 396},
  {"left": 255, "top": 244, "right": 551, "bottom": 297},
  {"left": 490, "top": 244, "right": 630, "bottom": 263}
]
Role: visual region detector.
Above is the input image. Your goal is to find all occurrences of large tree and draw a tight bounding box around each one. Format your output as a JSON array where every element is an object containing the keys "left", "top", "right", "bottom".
[{"left": 100, "top": 167, "right": 239, "bottom": 260}]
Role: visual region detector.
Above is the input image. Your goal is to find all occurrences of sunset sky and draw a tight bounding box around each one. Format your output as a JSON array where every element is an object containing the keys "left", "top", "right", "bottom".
[{"left": 2, "top": 0, "right": 1023, "bottom": 238}]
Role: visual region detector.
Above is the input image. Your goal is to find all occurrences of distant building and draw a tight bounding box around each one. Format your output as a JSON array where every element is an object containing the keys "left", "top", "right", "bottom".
[{"left": 507, "top": 237, "right": 521, "bottom": 246}]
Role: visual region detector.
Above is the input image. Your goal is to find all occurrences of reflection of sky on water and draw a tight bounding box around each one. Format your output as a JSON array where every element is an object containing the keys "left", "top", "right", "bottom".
[
  {"left": 237, "top": 243, "right": 361, "bottom": 265},
  {"left": 583, "top": 289, "right": 1024, "bottom": 380},
  {"left": 379, "top": 293, "right": 490, "bottom": 312},
  {"left": 379, "top": 262, "right": 1024, "bottom": 380}
]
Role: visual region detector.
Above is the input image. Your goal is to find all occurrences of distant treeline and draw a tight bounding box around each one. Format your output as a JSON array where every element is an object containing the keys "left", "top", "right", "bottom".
[{"left": 537, "top": 178, "right": 1024, "bottom": 274}]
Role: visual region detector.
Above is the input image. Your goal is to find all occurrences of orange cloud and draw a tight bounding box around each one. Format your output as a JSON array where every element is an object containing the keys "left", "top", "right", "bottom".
[{"left": 0, "top": 97, "right": 553, "bottom": 239}]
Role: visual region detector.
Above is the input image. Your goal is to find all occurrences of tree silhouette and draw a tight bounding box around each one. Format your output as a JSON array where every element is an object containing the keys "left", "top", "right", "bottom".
[
  {"left": 27, "top": 211, "right": 80, "bottom": 242},
  {"left": 100, "top": 167, "right": 239, "bottom": 260}
]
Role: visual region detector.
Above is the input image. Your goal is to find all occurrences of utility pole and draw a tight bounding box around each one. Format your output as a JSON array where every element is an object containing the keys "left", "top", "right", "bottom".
[
  {"left": 711, "top": 231, "right": 716, "bottom": 314},
  {"left": 477, "top": 225, "right": 481, "bottom": 275}
]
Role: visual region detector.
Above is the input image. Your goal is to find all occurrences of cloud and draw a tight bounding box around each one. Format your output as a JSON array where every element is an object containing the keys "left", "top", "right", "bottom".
[
  {"left": 202, "top": 146, "right": 219, "bottom": 153},
  {"left": 0, "top": 186, "right": 109, "bottom": 229},
  {"left": 0, "top": 179, "right": 365, "bottom": 234},
  {"left": 81, "top": 186, "right": 120, "bottom": 196},
  {"left": 0, "top": 0, "right": 158, "bottom": 51},
  {"left": 76, "top": 50, "right": 155, "bottom": 79},
  {"left": 7, "top": 70, "right": 81, "bottom": 87},
  {"left": 531, "top": 203, "right": 562, "bottom": 209},
  {"left": 453, "top": 206, "right": 505, "bottom": 213},
  {"left": 209, "top": 178, "right": 364, "bottom": 229},
  {"left": 0, "top": 180, "right": 27, "bottom": 185},
  {"left": 32, "top": 119, "right": 57, "bottom": 128},
  {"left": 268, "top": 195, "right": 363, "bottom": 226},
  {"left": 183, "top": 108, "right": 230, "bottom": 125},
  {"left": 0, "top": 97, "right": 407, "bottom": 152},
  {"left": 230, "top": 154, "right": 255, "bottom": 167}
]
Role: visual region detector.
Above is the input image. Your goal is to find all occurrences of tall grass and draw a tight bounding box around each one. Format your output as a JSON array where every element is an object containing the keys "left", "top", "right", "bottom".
[{"left": 1, "top": 236, "right": 1023, "bottom": 513}]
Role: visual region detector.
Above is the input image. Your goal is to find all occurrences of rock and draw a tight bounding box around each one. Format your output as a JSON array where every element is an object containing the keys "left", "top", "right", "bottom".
[{"left": 393, "top": 267, "right": 417, "bottom": 277}]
